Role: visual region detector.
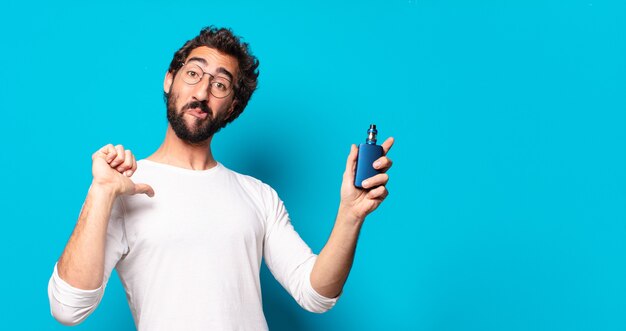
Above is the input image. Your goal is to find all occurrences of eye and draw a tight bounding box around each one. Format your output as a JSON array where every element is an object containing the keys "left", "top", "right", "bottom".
[
  {"left": 213, "top": 81, "right": 228, "bottom": 91},
  {"left": 186, "top": 70, "right": 198, "bottom": 78}
]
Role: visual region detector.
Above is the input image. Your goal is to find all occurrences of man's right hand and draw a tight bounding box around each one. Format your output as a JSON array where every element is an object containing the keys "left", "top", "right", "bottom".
[{"left": 91, "top": 144, "right": 155, "bottom": 197}]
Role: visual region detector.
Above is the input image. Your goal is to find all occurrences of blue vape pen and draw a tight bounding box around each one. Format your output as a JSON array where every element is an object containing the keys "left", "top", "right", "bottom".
[{"left": 355, "top": 124, "right": 384, "bottom": 188}]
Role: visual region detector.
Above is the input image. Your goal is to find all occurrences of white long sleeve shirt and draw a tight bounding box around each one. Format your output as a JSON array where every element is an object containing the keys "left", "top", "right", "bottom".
[{"left": 48, "top": 160, "right": 338, "bottom": 330}]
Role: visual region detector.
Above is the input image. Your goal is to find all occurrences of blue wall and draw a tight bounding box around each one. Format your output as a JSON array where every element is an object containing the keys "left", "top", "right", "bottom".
[{"left": 1, "top": 1, "right": 625, "bottom": 330}]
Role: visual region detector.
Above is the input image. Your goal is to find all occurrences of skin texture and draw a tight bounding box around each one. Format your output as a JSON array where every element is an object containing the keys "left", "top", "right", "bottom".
[{"left": 56, "top": 46, "right": 394, "bottom": 300}]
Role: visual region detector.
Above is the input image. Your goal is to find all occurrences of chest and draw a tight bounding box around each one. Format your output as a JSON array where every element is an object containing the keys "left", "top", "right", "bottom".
[{"left": 121, "top": 183, "right": 266, "bottom": 255}]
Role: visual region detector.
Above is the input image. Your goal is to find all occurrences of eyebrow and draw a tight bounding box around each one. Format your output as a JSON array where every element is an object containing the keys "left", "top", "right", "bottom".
[{"left": 186, "top": 57, "right": 235, "bottom": 82}]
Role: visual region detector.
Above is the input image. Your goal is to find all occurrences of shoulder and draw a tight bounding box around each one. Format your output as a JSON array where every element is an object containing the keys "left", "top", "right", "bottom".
[
  {"left": 221, "top": 166, "right": 288, "bottom": 222},
  {"left": 221, "top": 165, "right": 276, "bottom": 197},
  {"left": 220, "top": 165, "right": 286, "bottom": 215}
]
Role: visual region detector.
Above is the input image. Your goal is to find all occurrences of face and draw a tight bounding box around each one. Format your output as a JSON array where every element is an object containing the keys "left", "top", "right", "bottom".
[{"left": 164, "top": 46, "right": 239, "bottom": 144}]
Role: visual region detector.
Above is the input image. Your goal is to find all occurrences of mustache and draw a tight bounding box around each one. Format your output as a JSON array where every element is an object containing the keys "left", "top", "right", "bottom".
[{"left": 182, "top": 101, "right": 211, "bottom": 114}]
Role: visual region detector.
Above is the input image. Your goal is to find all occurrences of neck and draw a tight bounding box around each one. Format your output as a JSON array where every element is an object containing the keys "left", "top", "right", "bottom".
[{"left": 147, "top": 125, "right": 217, "bottom": 171}]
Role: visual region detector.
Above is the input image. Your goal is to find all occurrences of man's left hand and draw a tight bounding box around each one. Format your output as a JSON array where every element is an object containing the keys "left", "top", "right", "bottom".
[{"left": 339, "top": 137, "right": 394, "bottom": 223}]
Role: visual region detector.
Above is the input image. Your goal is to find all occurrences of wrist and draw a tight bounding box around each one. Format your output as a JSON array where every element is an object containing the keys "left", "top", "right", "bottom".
[
  {"left": 337, "top": 204, "right": 365, "bottom": 227},
  {"left": 89, "top": 181, "right": 119, "bottom": 199}
]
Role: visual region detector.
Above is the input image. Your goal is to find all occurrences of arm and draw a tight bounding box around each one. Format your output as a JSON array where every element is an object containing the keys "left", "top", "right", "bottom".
[
  {"left": 311, "top": 137, "right": 394, "bottom": 298},
  {"left": 261, "top": 185, "right": 339, "bottom": 313},
  {"left": 57, "top": 144, "right": 153, "bottom": 289},
  {"left": 49, "top": 144, "right": 153, "bottom": 325},
  {"left": 56, "top": 184, "right": 118, "bottom": 290}
]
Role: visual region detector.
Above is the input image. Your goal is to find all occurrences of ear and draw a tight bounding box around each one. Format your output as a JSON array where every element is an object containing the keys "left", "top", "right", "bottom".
[{"left": 163, "top": 71, "right": 173, "bottom": 94}]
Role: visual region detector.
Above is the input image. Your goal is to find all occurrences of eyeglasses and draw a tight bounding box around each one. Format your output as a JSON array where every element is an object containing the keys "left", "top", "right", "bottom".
[{"left": 179, "top": 62, "right": 234, "bottom": 99}]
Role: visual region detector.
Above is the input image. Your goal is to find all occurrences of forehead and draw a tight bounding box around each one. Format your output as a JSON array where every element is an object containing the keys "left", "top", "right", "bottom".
[{"left": 185, "top": 46, "right": 239, "bottom": 78}]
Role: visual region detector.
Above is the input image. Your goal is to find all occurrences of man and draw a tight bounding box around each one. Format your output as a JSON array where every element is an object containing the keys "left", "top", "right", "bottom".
[{"left": 48, "top": 26, "right": 393, "bottom": 330}]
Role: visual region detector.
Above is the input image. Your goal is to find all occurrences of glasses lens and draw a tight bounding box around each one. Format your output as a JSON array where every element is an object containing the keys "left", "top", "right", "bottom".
[
  {"left": 210, "top": 78, "right": 232, "bottom": 98},
  {"left": 181, "top": 64, "right": 203, "bottom": 85}
]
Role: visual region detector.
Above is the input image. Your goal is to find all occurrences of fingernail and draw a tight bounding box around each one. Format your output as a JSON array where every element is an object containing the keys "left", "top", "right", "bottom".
[
  {"left": 373, "top": 161, "right": 381, "bottom": 168},
  {"left": 125, "top": 170, "right": 132, "bottom": 177},
  {"left": 362, "top": 180, "right": 369, "bottom": 187}
]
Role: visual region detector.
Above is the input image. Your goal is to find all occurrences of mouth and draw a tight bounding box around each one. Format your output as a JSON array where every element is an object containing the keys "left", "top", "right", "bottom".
[{"left": 186, "top": 108, "right": 208, "bottom": 119}]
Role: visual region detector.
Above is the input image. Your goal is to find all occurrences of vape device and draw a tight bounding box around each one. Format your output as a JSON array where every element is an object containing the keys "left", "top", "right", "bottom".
[{"left": 355, "top": 124, "right": 384, "bottom": 188}]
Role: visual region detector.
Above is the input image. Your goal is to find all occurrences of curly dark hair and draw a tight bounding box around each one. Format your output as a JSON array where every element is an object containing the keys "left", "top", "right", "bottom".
[{"left": 166, "top": 26, "right": 260, "bottom": 124}]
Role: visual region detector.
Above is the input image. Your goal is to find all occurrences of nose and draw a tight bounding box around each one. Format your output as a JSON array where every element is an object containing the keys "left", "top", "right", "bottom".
[{"left": 191, "top": 75, "right": 212, "bottom": 101}]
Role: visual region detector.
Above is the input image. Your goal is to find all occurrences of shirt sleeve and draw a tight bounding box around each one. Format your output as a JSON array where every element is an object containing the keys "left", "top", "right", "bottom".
[
  {"left": 261, "top": 185, "right": 340, "bottom": 313},
  {"left": 48, "top": 196, "right": 129, "bottom": 325}
]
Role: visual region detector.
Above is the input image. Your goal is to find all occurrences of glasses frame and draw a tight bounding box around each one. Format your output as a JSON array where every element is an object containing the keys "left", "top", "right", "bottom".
[{"left": 178, "top": 62, "right": 234, "bottom": 99}]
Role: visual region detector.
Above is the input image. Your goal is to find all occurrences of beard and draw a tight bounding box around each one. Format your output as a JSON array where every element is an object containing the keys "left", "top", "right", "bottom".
[{"left": 165, "top": 91, "right": 230, "bottom": 144}]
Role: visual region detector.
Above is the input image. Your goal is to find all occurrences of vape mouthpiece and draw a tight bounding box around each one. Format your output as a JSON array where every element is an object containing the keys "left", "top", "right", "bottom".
[{"left": 366, "top": 124, "right": 378, "bottom": 144}]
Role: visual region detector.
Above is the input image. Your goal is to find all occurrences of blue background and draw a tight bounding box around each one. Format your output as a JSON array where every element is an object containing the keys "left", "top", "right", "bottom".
[{"left": 1, "top": 0, "right": 625, "bottom": 330}]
